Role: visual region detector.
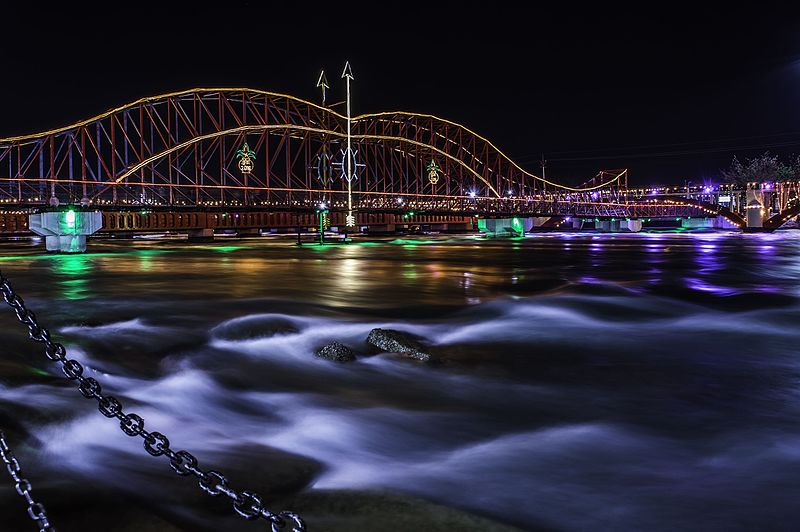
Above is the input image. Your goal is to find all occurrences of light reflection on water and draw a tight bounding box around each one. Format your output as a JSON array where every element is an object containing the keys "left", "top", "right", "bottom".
[{"left": 1, "top": 231, "right": 800, "bottom": 531}]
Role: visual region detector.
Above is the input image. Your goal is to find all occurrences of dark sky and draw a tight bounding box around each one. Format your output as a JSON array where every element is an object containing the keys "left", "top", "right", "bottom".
[{"left": 2, "top": 2, "right": 800, "bottom": 186}]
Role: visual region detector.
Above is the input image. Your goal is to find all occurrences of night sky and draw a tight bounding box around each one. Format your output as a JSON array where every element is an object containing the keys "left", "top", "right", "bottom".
[{"left": 2, "top": 2, "right": 799, "bottom": 186}]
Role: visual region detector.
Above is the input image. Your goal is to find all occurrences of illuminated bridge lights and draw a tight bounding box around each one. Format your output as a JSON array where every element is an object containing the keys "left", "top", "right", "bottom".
[{"left": 0, "top": 88, "right": 796, "bottom": 227}]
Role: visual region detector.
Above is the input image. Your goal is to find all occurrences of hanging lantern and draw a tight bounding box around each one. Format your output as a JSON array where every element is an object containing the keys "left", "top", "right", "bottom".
[
  {"left": 427, "top": 160, "right": 440, "bottom": 185},
  {"left": 236, "top": 142, "right": 256, "bottom": 174}
]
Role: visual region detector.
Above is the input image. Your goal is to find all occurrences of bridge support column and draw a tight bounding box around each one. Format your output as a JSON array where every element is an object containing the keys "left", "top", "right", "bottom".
[
  {"left": 596, "top": 220, "right": 619, "bottom": 232},
  {"left": 29, "top": 211, "right": 102, "bottom": 253},
  {"left": 188, "top": 228, "right": 214, "bottom": 242},
  {"left": 746, "top": 188, "right": 766, "bottom": 229},
  {"left": 620, "top": 219, "right": 643, "bottom": 232},
  {"left": 236, "top": 228, "right": 261, "bottom": 237},
  {"left": 596, "top": 219, "right": 642, "bottom": 233},
  {"left": 478, "top": 217, "right": 533, "bottom": 237}
]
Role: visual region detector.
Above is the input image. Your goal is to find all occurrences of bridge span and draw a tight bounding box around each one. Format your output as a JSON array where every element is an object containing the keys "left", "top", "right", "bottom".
[{"left": 0, "top": 88, "right": 796, "bottom": 249}]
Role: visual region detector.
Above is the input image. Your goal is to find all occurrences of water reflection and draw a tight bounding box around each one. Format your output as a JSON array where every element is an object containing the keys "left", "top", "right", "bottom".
[{"left": 53, "top": 254, "right": 94, "bottom": 300}]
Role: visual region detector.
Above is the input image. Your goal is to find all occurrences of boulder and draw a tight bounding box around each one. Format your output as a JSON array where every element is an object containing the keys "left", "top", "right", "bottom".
[
  {"left": 366, "top": 328, "right": 433, "bottom": 362},
  {"left": 315, "top": 342, "right": 356, "bottom": 362}
]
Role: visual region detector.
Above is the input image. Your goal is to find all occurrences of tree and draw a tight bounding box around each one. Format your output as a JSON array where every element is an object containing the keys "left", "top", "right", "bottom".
[
  {"left": 721, "top": 155, "right": 746, "bottom": 186},
  {"left": 777, "top": 162, "right": 794, "bottom": 182},
  {"left": 720, "top": 152, "right": 782, "bottom": 186},
  {"left": 788, "top": 154, "right": 800, "bottom": 181}
]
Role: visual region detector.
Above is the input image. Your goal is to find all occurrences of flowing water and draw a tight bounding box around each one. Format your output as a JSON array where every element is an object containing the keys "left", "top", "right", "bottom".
[{"left": 2, "top": 231, "right": 800, "bottom": 531}]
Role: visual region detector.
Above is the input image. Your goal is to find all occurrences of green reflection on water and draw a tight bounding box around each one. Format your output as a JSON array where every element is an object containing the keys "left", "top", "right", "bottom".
[
  {"left": 389, "top": 239, "right": 440, "bottom": 246},
  {"left": 403, "top": 263, "right": 418, "bottom": 279},
  {"left": 139, "top": 254, "right": 153, "bottom": 271},
  {"left": 54, "top": 254, "right": 93, "bottom": 300},
  {"left": 0, "top": 248, "right": 174, "bottom": 263},
  {"left": 0, "top": 248, "right": 176, "bottom": 300}
]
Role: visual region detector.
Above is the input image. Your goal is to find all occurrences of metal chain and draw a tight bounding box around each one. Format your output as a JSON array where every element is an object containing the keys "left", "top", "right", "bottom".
[
  {"left": 0, "top": 430, "right": 55, "bottom": 532},
  {"left": 0, "top": 271, "right": 305, "bottom": 532}
]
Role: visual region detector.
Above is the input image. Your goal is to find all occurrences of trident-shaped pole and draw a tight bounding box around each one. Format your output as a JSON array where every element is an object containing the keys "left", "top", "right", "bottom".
[
  {"left": 316, "top": 69, "right": 329, "bottom": 107},
  {"left": 342, "top": 60, "right": 355, "bottom": 227}
]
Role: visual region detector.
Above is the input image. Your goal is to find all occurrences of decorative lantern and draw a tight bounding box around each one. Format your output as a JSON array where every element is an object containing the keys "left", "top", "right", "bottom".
[
  {"left": 236, "top": 142, "right": 256, "bottom": 174},
  {"left": 427, "top": 160, "right": 440, "bottom": 185}
]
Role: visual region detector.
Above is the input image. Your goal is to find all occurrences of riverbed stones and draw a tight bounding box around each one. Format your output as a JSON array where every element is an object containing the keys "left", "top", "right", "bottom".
[
  {"left": 315, "top": 341, "right": 356, "bottom": 362},
  {"left": 366, "top": 328, "right": 433, "bottom": 362}
]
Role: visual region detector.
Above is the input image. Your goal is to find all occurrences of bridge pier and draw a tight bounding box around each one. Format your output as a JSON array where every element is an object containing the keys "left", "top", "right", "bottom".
[
  {"left": 745, "top": 187, "right": 766, "bottom": 230},
  {"left": 478, "top": 217, "right": 533, "bottom": 237},
  {"left": 187, "top": 228, "right": 214, "bottom": 242},
  {"left": 29, "top": 211, "right": 102, "bottom": 253},
  {"left": 595, "top": 219, "right": 642, "bottom": 233}
]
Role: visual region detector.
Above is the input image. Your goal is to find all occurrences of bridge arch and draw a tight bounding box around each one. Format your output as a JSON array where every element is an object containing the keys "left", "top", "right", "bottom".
[
  {"left": 0, "top": 88, "right": 625, "bottom": 207},
  {"left": 0, "top": 88, "right": 710, "bottom": 221}
]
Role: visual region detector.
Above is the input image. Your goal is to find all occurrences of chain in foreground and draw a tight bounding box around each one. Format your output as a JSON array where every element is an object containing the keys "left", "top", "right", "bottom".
[
  {"left": 0, "top": 271, "right": 305, "bottom": 532},
  {"left": 0, "top": 430, "right": 54, "bottom": 531}
]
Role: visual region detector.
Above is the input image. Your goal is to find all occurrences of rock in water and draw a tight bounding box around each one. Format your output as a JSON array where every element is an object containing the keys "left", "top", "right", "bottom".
[
  {"left": 315, "top": 342, "right": 356, "bottom": 362},
  {"left": 366, "top": 328, "right": 432, "bottom": 362}
]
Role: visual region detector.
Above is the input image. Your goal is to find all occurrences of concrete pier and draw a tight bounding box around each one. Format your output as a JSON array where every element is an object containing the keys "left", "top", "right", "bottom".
[
  {"left": 188, "top": 228, "right": 215, "bottom": 242},
  {"left": 595, "top": 219, "right": 642, "bottom": 232},
  {"left": 746, "top": 188, "right": 765, "bottom": 229},
  {"left": 478, "top": 217, "right": 533, "bottom": 237},
  {"left": 29, "top": 211, "right": 102, "bottom": 253}
]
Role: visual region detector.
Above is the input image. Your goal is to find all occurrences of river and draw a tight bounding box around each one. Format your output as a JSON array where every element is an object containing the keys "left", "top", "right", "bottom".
[{"left": 1, "top": 231, "right": 800, "bottom": 531}]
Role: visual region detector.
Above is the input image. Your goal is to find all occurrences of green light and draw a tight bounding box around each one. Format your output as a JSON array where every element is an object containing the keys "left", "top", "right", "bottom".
[
  {"left": 408, "top": 211, "right": 415, "bottom": 216},
  {"left": 65, "top": 209, "right": 76, "bottom": 228}
]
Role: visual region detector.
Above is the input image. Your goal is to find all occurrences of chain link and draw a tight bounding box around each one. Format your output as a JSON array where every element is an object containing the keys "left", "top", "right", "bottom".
[
  {"left": 0, "top": 271, "right": 306, "bottom": 532},
  {"left": 0, "top": 430, "right": 55, "bottom": 532}
]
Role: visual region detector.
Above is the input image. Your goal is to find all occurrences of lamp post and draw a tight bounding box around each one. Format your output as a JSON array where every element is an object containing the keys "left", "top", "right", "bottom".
[{"left": 342, "top": 61, "right": 355, "bottom": 228}]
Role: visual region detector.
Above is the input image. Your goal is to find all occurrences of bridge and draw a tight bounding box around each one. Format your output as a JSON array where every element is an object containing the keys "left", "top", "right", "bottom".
[{"left": 0, "top": 88, "right": 796, "bottom": 250}]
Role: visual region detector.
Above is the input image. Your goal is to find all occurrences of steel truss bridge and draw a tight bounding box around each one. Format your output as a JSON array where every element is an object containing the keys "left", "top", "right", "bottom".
[{"left": 0, "top": 88, "right": 773, "bottom": 232}]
